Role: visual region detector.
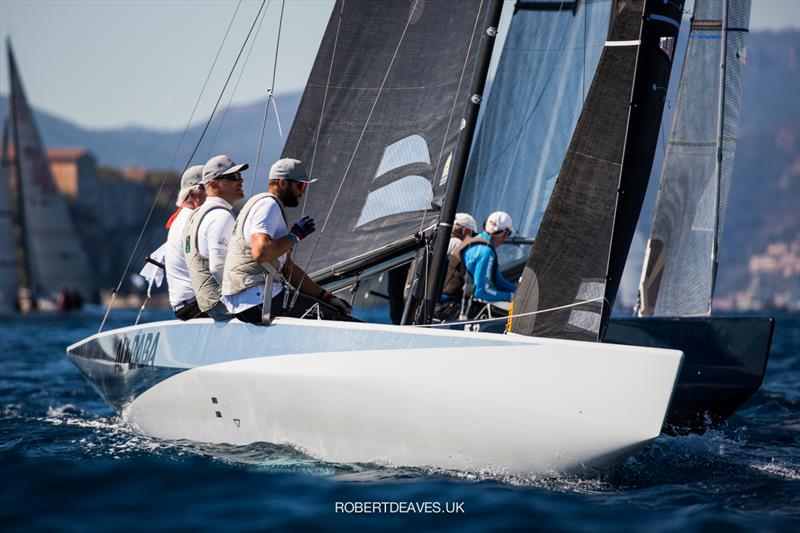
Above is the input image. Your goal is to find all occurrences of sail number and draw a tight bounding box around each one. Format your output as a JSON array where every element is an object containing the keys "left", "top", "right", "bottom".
[{"left": 115, "top": 332, "right": 160, "bottom": 367}]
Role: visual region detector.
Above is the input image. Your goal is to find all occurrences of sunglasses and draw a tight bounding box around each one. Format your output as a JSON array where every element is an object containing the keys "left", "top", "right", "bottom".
[
  {"left": 216, "top": 172, "right": 243, "bottom": 182},
  {"left": 292, "top": 180, "right": 308, "bottom": 193}
]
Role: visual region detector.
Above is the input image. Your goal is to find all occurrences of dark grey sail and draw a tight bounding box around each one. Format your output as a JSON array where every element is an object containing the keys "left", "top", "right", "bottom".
[
  {"left": 510, "top": 0, "right": 684, "bottom": 341},
  {"left": 281, "top": 0, "right": 490, "bottom": 280},
  {"left": 637, "top": 0, "right": 751, "bottom": 317},
  {"left": 7, "top": 43, "right": 94, "bottom": 301},
  {"left": 0, "top": 120, "right": 16, "bottom": 313},
  {"left": 459, "top": 0, "right": 611, "bottom": 262}
]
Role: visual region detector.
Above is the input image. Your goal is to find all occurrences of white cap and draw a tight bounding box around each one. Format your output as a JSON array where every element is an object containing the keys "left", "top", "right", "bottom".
[
  {"left": 202, "top": 154, "right": 249, "bottom": 184},
  {"left": 176, "top": 165, "right": 204, "bottom": 206},
  {"left": 485, "top": 211, "right": 514, "bottom": 234},
  {"left": 454, "top": 212, "right": 478, "bottom": 233}
]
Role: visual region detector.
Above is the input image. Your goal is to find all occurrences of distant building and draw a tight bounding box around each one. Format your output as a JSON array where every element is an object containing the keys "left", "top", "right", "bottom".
[{"left": 47, "top": 147, "right": 98, "bottom": 200}]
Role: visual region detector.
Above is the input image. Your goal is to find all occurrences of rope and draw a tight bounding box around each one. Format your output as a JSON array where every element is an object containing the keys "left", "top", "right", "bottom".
[
  {"left": 251, "top": 0, "right": 286, "bottom": 196},
  {"left": 413, "top": 296, "right": 604, "bottom": 328},
  {"left": 99, "top": 0, "right": 267, "bottom": 333}
]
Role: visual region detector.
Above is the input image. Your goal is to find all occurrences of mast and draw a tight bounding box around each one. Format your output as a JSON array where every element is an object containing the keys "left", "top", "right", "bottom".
[
  {"left": 420, "top": 0, "right": 504, "bottom": 324},
  {"left": 708, "top": 0, "right": 728, "bottom": 313}
]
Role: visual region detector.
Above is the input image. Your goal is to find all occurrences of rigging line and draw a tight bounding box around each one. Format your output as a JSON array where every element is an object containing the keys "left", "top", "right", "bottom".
[
  {"left": 208, "top": 0, "right": 271, "bottom": 160},
  {"left": 98, "top": 0, "right": 245, "bottom": 332},
  {"left": 413, "top": 296, "right": 604, "bottom": 328},
  {"left": 251, "top": 0, "right": 286, "bottom": 196},
  {"left": 319, "top": 0, "right": 419, "bottom": 234},
  {"left": 291, "top": 0, "right": 343, "bottom": 294}
]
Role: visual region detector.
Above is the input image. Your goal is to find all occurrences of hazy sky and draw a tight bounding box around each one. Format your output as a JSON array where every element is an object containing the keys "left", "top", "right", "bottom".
[{"left": 0, "top": 0, "right": 798, "bottom": 131}]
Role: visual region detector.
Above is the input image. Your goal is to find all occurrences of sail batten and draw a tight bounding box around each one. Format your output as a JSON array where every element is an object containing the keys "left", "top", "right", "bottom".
[
  {"left": 510, "top": 0, "right": 684, "bottom": 341},
  {"left": 282, "top": 0, "right": 490, "bottom": 278},
  {"left": 637, "top": 0, "right": 751, "bottom": 317}
]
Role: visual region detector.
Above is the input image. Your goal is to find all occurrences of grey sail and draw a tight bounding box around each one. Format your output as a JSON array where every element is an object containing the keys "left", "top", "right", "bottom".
[
  {"left": 637, "top": 0, "right": 751, "bottom": 317},
  {"left": 459, "top": 0, "right": 611, "bottom": 260},
  {"left": 7, "top": 43, "right": 94, "bottom": 301},
  {"left": 510, "top": 0, "right": 684, "bottom": 341},
  {"left": 0, "top": 120, "right": 17, "bottom": 313},
  {"left": 281, "top": 0, "right": 490, "bottom": 280}
]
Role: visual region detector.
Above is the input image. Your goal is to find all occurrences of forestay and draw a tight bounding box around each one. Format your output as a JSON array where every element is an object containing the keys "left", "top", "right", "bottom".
[
  {"left": 510, "top": 0, "right": 684, "bottom": 341},
  {"left": 7, "top": 44, "right": 94, "bottom": 300},
  {"left": 281, "top": 0, "right": 489, "bottom": 278},
  {"left": 637, "top": 0, "right": 751, "bottom": 317},
  {"left": 459, "top": 0, "right": 611, "bottom": 263}
]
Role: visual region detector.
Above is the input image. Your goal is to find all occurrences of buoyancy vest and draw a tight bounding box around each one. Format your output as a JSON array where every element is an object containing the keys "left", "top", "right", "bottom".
[
  {"left": 184, "top": 202, "right": 232, "bottom": 311},
  {"left": 441, "top": 236, "right": 492, "bottom": 299},
  {"left": 221, "top": 192, "right": 285, "bottom": 297}
]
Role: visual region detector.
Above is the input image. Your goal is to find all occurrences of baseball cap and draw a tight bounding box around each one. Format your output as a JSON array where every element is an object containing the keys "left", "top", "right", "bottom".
[
  {"left": 176, "top": 165, "right": 204, "bottom": 206},
  {"left": 454, "top": 212, "right": 478, "bottom": 233},
  {"left": 268, "top": 158, "right": 318, "bottom": 183},
  {"left": 202, "top": 155, "right": 249, "bottom": 185},
  {"left": 485, "top": 211, "right": 514, "bottom": 234}
]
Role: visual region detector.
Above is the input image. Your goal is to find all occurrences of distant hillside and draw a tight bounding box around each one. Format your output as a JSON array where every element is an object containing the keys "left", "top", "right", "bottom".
[{"left": 0, "top": 92, "right": 302, "bottom": 173}]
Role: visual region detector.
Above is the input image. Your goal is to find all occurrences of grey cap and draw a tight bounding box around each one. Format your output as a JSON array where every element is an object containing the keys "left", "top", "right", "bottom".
[
  {"left": 202, "top": 154, "right": 249, "bottom": 184},
  {"left": 180, "top": 165, "right": 204, "bottom": 190},
  {"left": 268, "top": 158, "right": 318, "bottom": 183}
]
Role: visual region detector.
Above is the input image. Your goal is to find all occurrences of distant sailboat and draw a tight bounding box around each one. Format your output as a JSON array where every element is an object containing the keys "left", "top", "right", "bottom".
[
  {"left": 0, "top": 119, "right": 17, "bottom": 314},
  {"left": 5, "top": 40, "right": 94, "bottom": 311}
]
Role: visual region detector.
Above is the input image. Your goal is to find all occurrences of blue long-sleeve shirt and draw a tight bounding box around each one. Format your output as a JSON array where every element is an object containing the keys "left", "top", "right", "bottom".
[{"left": 461, "top": 232, "right": 516, "bottom": 302}]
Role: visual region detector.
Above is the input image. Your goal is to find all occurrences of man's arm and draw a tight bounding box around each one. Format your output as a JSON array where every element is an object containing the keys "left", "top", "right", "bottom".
[
  {"left": 472, "top": 248, "right": 512, "bottom": 302},
  {"left": 251, "top": 232, "right": 294, "bottom": 263}
]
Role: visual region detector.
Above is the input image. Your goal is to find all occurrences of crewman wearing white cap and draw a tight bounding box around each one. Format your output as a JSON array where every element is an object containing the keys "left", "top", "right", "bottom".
[
  {"left": 221, "top": 158, "right": 352, "bottom": 323},
  {"left": 165, "top": 165, "right": 207, "bottom": 319},
  {"left": 448, "top": 212, "right": 478, "bottom": 256},
  {"left": 183, "top": 154, "right": 246, "bottom": 319},
  {"left": 460, "top": 210, "right": 517, "bottom": 302}
]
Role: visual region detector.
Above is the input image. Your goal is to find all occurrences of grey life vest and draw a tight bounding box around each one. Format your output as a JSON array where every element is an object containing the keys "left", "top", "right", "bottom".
[
  {"left": 221, "top": 192, "right": 286, "bottom": 297},
  {"left": 184, "top": 202, "right": 233, "bottom": 311}
]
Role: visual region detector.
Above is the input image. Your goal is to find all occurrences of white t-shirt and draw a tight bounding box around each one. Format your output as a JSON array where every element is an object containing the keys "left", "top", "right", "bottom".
[
  {"left": 222, "top": 196, "right": 289, "bottom": 314},
  {"left": 165, "top": 207, "right": 195, "bottom": 308},
  {"left": 197, "top": 197, "right": 235, "bottom": 284},
  {"left": 448, "top": 236, "right": 463, "bottom": 256}
]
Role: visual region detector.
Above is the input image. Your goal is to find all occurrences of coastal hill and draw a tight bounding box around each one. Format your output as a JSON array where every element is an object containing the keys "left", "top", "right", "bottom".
[{"left": 0, "top": 30, "right": 797, "bottom": 309}]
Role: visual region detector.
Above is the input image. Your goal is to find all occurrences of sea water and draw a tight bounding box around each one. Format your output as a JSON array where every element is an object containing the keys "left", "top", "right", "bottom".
[{"left": 1, "top": 311, "right": 797, "bottom": 531}]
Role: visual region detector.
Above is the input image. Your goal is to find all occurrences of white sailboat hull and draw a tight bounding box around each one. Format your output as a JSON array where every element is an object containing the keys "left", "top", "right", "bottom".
[{"left": 67, "top": 318, "right": 682, "bottom": 474}]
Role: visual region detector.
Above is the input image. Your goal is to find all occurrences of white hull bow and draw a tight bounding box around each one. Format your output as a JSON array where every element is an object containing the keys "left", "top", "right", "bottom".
[{"left": 68, "top": 318, "right": 682, "bottom": 474}]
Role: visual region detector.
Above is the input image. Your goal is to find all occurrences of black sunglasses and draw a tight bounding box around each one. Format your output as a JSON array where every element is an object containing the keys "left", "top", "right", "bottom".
[{"left": 216, "top": 172, "right": 243, "bottom": 182}]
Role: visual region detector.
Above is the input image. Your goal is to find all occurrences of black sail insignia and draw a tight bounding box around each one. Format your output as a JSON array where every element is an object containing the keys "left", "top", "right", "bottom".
[
  {"left": 510, "top": 0, "right": 684, "bottom": 341},
  {"left": 280, "top": 0, "right": 489, "bottom": 280}
]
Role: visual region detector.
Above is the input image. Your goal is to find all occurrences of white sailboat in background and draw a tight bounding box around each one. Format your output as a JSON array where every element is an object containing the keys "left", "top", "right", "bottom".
[
  {"left": 67, "top": 0, "right": 686, "bottom": 475},
  {"left": 0, "top": 119, "right": 17, "bottom": 315},
  {"left": 3, "top": 41, "right": 95, "bottom": 312}
]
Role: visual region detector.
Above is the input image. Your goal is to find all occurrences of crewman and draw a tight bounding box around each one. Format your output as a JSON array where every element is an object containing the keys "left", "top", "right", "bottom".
[
  {"left": 221, "top": 158, "right": 351, "bottom": 323},
  {"left": 165, "top": 165, "right": 207, "bottom": 319},
  {"left": 448, "top": 212, "right": 478, "bottom": 256},
  {"left": 184, "top": 154, "right": 246, "bottom": 319},
  {"left": 461, "top": 211, "right": 517, "bottom": 302}
]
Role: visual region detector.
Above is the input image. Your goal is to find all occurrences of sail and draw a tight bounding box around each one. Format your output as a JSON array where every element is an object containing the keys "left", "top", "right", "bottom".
[
  {"left": 0, "top": 120, "right": 17, "bottom": 313},
  {"left": 281, "top": 0, "right": 489, "bottom": 278},
  {"left": 7, "top": 44, "right": 94, "bottom": 300},
  {"left": 459, "top": 0, "right": 612, "bottom": 261},
  {"left": 510, "top": 0, "right": 684, "bottom": 341},
  {"left": 637, "top": 0, "right": 751, "bottom": 317}
]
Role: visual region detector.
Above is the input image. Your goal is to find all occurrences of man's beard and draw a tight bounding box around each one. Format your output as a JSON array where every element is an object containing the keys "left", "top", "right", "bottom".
[{"left": 282, "top": 192, "right": 300, "bottom": 208}]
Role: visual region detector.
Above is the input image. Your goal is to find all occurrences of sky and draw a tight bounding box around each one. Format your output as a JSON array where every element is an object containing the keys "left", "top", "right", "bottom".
[{"left": 0, "top": 0, "right": 798, "bottom": 131}]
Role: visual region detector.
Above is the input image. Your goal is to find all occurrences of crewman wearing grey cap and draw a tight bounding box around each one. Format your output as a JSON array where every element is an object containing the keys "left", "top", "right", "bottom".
[
  {"left": 165, "top": 164, "right": 207, "bottom": 320},
  {"left": 221, "top": 158, "right": 352, "bottom": 323},
  {"left": 183, "top": 154, "right": 246, "bottom": 319}
]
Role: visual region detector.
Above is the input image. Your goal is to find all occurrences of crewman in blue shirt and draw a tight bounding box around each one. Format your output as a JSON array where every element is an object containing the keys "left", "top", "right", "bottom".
[{"left": 461, "top": 211, "right": 517, "bottom": 302}]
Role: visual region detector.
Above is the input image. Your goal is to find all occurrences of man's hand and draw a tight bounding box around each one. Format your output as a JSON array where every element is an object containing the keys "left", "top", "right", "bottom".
[
  {"left": 290, "top": 216, "right": 316, "bottom": 242},
  {"left": 323, "top": 291, "right": 352, "bottom": 315}
]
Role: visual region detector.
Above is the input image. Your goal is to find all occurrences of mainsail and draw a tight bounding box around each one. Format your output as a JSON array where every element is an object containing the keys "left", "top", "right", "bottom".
[
  {"left": 510, "top": 0, "right": 684, "bottom": 341},
  {"left": 459, "top": 0, "right": 612, "bottom": 259},
  {"left": 281, "top": 0, "right": 490, "bottom": 279},
  {"left": 0, "top": 120, "right": 17, "bottom": 313},
  {"left": 7, "top": 43, "right": 94, "bottom": 301},
  {"left": 637, "top": 0, "right": 751, "bottom": 317}
]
